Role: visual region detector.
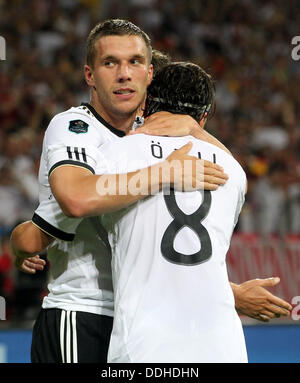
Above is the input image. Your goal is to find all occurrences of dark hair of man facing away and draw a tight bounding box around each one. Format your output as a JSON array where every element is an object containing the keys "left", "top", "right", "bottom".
[
  {"left": 86, "top": 18, "right": 153, "bottom": 67},
  {"left": 144, "top": 62, "right": 215, "bottom": 123},
  {"left": 151, "top": 49, "right": 171, "bottom": 76}
]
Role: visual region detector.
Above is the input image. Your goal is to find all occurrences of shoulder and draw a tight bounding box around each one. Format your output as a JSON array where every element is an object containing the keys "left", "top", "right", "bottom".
[
  {"left": 45, "top": 106, "right": 110, "bottom": 147},
  {"left": 46, "top": 107, "right": 93, "bottom": 138},
  {"left": 189, "top": 136, "right": 247, "bottom": 192}
]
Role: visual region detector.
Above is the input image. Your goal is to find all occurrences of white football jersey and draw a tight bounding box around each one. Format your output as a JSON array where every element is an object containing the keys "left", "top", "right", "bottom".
[
  {"left": 34, "top": 103, "right": 124, "bottom": 239},
  {"left": 98, "top": 134, "right": 248, "bottom": 363},
  {"left": 41, "top": 216, "right": 113, "bottom": 316},
  {"left": 33, "top": 103, "right": 124, "bottom": 316}
]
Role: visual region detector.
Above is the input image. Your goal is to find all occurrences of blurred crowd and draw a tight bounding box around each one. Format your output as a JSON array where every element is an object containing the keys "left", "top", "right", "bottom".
[{"left": 0, "top": 0, "right": 300, "bottom": 320}]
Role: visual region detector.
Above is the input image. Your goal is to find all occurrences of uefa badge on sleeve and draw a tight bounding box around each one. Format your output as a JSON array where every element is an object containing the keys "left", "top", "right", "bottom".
[{"left": 68, "top": 120, "right": 89, "bottom": 134}]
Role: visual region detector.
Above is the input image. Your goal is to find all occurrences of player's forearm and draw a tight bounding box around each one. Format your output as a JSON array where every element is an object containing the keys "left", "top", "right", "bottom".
[
  {"left": 51, "top": 142, "right": 210, "bottom": 217},
  {"left": 10, "top": 221, "right": 53, "bottom": 259},
  {"left": 89, "top": 162, "right": 168, "bottom": 214},
  {"left": 51, "top": 162, "right": 168, "bottom": 218},
  {"left": 230, "top": 282, "right": 241, "bottom": 311},
  {"left": 193, "top": 129, "right": 232, "bottom": 156}
]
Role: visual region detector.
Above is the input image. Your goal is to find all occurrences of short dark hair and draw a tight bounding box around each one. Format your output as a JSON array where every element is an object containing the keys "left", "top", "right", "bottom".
[
  {"left": 86, "top": 19, "right": 152, "bottom": 67},
  {"left": 151, "top": 49, "right": 171, "bottom": 76},
  {"left": 144, "top": 62, "right": 215, "bottom": 122}
]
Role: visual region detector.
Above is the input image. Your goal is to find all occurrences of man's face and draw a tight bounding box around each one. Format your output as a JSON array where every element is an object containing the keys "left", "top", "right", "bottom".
[{"left": 85, "top": 35, "right": 153, "bottom": 122}]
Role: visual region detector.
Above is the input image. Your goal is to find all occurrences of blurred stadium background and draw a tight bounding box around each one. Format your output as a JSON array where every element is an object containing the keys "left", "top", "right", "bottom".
[{"left": 0, "top": 0, "right": 300, "bottom": 363}]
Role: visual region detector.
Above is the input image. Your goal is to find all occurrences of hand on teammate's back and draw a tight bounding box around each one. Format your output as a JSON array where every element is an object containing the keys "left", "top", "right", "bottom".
[{"left": 165, "top": 142, "right": 228, "bottom": 192}]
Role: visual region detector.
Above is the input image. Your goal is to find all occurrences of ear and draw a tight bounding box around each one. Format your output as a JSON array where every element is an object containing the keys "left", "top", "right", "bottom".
[
  {"left": 84, "top": 64, "right": 95, "bottom": 88},
  {"left": 199, "top": 112, "right": 208, "bottom": 128},
  {"left": 147, "top": 64, "right": 153, "bottom": 86}
]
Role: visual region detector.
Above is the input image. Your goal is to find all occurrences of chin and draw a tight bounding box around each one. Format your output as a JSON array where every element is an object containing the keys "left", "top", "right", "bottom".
[{"left": 117, "top": 104, "right": 140, "bottom": 116}]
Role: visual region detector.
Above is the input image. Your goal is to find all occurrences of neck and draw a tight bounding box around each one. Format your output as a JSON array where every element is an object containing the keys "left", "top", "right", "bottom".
[{"left": 90, "top": 94, "right": 136, "bottom": 134}]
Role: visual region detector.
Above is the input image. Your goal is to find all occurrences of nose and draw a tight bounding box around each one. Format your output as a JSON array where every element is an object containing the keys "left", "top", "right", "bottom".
[{"left": 117, "top": 62, "right": 131, "bottom": 82}]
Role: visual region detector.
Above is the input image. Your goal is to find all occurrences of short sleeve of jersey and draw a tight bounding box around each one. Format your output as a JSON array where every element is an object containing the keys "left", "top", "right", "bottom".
[
  {"left": 32, "top": 197, "right": 83, "bottom": 241},
  {"left": 45, "top": 111, "right": 103, "bottom": 177}
]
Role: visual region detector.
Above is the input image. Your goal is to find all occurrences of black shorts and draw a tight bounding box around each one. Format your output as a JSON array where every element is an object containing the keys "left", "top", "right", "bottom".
[{"left": 31, "top": 308, "right": 113, "bottom": 363}]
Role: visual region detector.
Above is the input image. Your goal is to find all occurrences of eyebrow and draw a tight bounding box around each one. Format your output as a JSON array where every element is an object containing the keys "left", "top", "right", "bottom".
[
  {"left": 101, "top": 55, "right": 117, "bottom": 62},
  {"left": 101, "top": 54, "right": 147, "bottom": 62},
  {"left": 130, "top": 54, "right": 146, "bottom": 60}
]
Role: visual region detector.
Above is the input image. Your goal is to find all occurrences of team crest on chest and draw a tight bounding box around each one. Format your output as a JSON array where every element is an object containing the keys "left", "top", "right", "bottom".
[{"left": 68, "top": 120, "right": 89, "bottom": 134}]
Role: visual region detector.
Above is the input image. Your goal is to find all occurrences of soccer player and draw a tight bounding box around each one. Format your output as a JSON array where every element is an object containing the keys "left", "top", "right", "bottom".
[
  {"left": 10, "top": 19, "right": 226, "bottom": 363},
  {"left": 95, "top": 62, "right": 267, "bottom": 362},
  {"left": 10, "top": 22, "right": 292, "bottom": 362},
  {"left": 12, "top": 60, "right": 291, "bottom": 362}
]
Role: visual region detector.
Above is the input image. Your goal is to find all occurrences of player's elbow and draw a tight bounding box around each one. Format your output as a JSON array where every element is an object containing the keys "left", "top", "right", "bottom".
[
  {"left": 59, "top": 196, "right": 87, "bottom": 218},
  {"left": 10, "top": 222, "right": 42, "bottom": 255}
]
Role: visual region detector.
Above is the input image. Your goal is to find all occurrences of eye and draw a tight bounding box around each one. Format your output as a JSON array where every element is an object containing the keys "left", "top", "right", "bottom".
[
  {"left": 131, "top": 59, "right": 140, "bottom": 65},
  {"left": 104, "top": 61, "right": 114, "bottom": 67}
]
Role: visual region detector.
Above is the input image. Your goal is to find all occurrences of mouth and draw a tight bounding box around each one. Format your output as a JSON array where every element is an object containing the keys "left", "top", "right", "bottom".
[{"left": 113, "top": 88, "right": 135, "bottom": 98}]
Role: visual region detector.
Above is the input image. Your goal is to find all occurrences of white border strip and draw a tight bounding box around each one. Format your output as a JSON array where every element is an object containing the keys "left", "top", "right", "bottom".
[
  {"left": 72, "top": 312, "right": 78, "bottom": 363},
  {"left": 66, "top": 311, "right": 71, "bottom": 363},
  {"left": 60, "top": 310, "right": 66, "bottom": 363}
]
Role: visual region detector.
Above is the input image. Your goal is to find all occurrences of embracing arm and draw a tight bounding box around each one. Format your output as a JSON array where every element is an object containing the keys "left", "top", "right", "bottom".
[
  {"left": 192, "top": 128, "right": 232, "bottom": 156},
  {"left": 231, "top": 278, "right": 292, "bottom": 322},
  {"left": 50, "top": 142, "right": 227, "bottom": 218},
  {"left": 10, "top": 221, "right": 52, "bottom": 274},
  {"left": 49, "top": 165, "right": 162, "bottom": 218},
  {"left": 131, "top": 112, "right": 232, "bottom": 156}
]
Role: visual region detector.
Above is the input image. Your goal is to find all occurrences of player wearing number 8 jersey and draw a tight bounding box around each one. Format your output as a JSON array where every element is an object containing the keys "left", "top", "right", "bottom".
[
  {"left": 10, "top": 20, "right": 230, "bottom": 363},
  {"left": 98, "top": 62, "right": 248, "bottom": 362}
]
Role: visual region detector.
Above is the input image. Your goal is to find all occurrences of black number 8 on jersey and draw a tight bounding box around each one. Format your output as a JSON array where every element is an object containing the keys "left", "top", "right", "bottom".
[{"left": 161, "top": 189, "right": 212, "bottom": 266}]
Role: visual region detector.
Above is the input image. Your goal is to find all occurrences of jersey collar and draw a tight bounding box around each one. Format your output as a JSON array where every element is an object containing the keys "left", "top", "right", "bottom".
[{"left": 81, "top": 102, "right": 125, "bottom": 137}]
